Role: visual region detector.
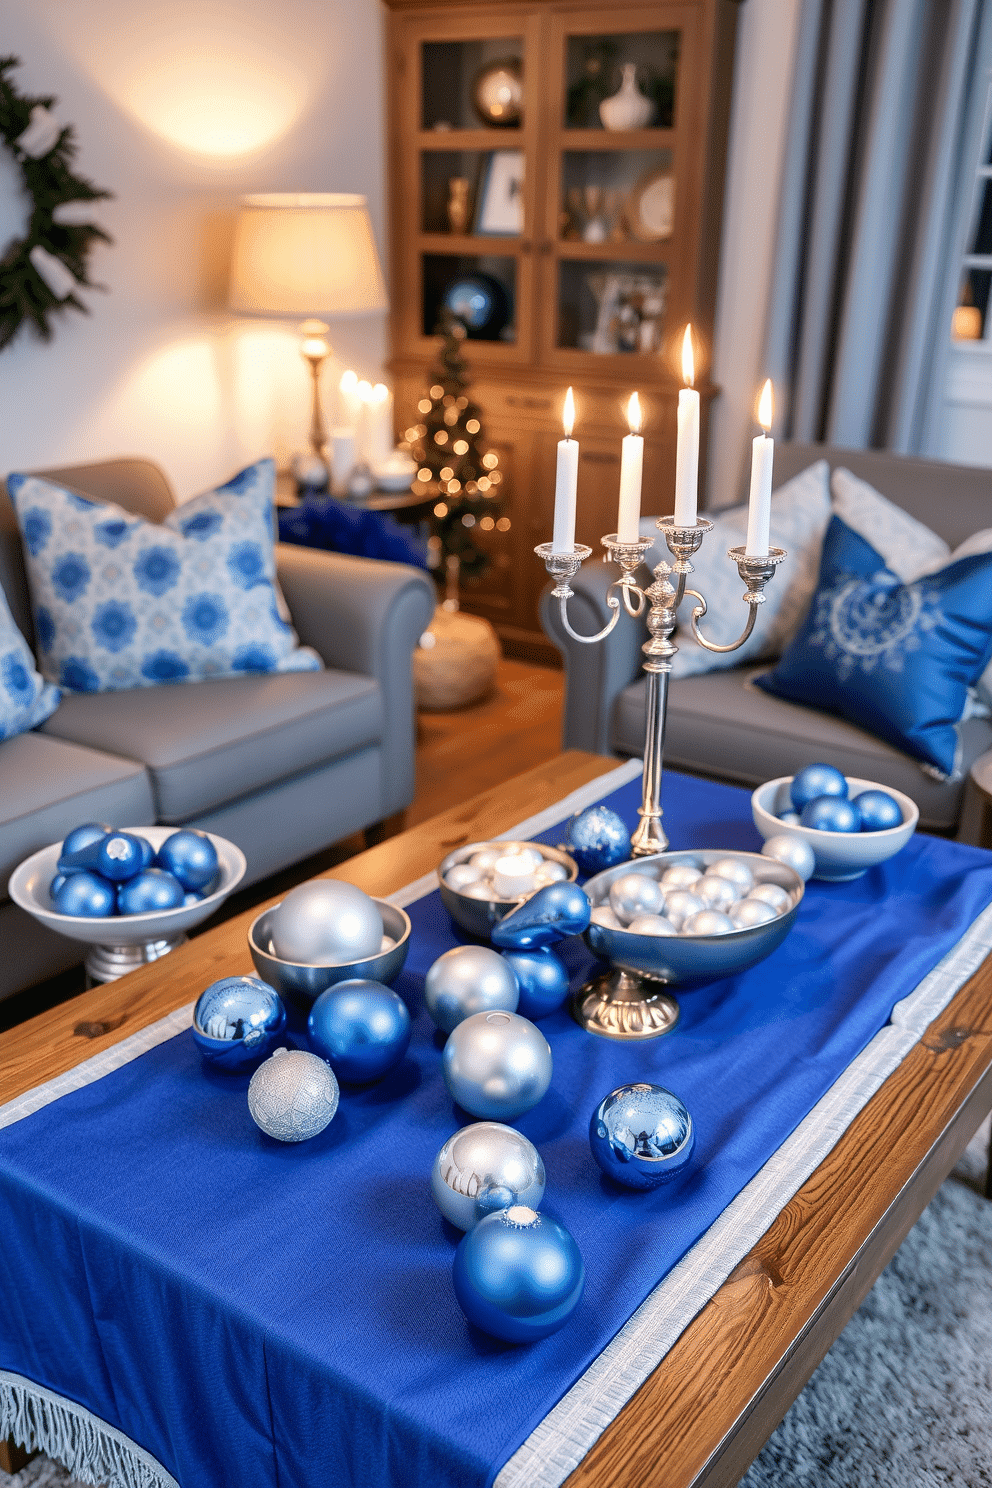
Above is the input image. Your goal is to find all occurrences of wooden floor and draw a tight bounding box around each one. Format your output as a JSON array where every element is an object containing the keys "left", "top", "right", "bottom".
[{"left": 0, "top": 658, "right": 565, "bottom": 1032}]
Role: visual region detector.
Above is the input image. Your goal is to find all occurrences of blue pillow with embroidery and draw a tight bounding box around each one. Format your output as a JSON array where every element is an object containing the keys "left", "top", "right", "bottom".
[
  {"left": 754, "top": 515, "right": 992, "bottom": 775},
  {"left": 8, "top": 458, "right": 322, "bottom": 693},
  {"left": 0, "top": 584, "right": 60, "bottom": 739}
]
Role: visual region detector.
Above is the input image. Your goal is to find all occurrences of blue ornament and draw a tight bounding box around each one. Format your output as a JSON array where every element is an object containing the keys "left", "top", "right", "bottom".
[
  {"left": 854, "top": 788, "right": 903, "bottom": 832},
  {"left": 452, "top": 1206, "right": 584, "bottom": 1342},
  {"left": 49, "top": 873, "right": 68, "bottom": 902},
  {"left": 566, "top": 805, "right": 630, "bottom": 876},
  {"left": 193, "top": 975, "right": 287, "bottom": 1070},
  {"left": 790, "top": 763, "right": 848, "bottom": 812},
  {"left": 800, "top": 795, "right": 861, "bottom": 833},
  {"left": 500, "top": 947, "right": 570, "bottom": 1019},
  {"left": 135, "top": 835, "right": 156, "bottom": 870},
  {"left": 307, "top": 978, "right": 411, "bottom": 1083},
  {"left": 60, "top": 830, "right": 146, "bottom": 881},
  {"left": 59, "top": 821, "right": 112, "bottom": 865},
  {"left": 156, "top": 829, "right": 219, "bottom": 892},
  {"left": 491, "top": 882, "right": 591, "bottom": 950},
  {"left": 117, "top": 868, "right": 186, "bottom": 914},
  {"left": 589, "top": 1083, "right": 695, "bottom": 1190},
  {"left": 53, "top": 871, "right": 115, "bottom": 918}
]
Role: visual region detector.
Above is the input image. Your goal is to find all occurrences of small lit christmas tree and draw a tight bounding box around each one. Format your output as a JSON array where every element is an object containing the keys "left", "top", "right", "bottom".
[{"left": 401, "top": 310, "right": 505, "bottom": 591}]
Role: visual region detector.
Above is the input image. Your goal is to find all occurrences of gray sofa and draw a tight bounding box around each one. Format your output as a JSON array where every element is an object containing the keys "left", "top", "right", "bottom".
[
  {"left": 542, "top": 443, "right": 992, "bottom": 839},
  {"left": 0, "top": 458, "right": 435, "bottom": 1001}
]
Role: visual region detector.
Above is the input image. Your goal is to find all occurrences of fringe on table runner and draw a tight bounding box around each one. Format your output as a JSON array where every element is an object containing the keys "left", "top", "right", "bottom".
[{"left": 0, "top": 1371, "right": 179, "bottom": 1488}]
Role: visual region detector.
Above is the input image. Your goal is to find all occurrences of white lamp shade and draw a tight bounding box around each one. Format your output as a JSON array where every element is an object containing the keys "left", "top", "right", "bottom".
[{"left": 229, "top": 193, "right": 388, "bottom": 317}]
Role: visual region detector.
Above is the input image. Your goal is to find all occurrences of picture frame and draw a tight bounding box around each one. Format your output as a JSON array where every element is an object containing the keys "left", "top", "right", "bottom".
[{"left": 474, "top": 150, "right": 524, "bottom": 236}]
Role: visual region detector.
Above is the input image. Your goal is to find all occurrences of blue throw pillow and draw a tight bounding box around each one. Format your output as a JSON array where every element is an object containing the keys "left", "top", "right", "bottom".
[
  {"left": 8, "top": 458, "right": 323, "bottom": 693},
  {"left": 0, "top": 584, "right": 60, "bottom": 739},
  {"left": 754, "top": 515, "right": 992, "bottom": 775}
]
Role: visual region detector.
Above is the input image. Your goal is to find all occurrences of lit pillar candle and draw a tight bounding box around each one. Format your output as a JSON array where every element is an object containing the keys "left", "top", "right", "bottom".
[
  {"left": 552, "top": 386, "right": 579, "bottom": 553},
  {"left": 339, "top": 369, "right": 362, "bottom": 431},
  {"left": 745, "top": 379, "right": 775, "bottom": 557},
  {"left": 617, "top": 392, "right": 643, "bottom": 542},
  {"left": 674, "top": 325, "right": 699, "bottom": 525}
]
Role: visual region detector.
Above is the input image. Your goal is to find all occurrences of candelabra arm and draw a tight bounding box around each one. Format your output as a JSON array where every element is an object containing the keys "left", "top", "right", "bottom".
[
  {"left": 689, "top": 547, "right": 787, "bottom": 654},
  {"left": 535, "top": 536, "right": 654, "bottom": 646}
]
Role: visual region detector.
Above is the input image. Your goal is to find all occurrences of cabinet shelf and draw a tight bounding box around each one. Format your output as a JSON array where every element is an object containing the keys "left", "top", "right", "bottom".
[
  {"left": 558, "top": 127, "right": 676, "bottom": 150},
  {"left": 417, "top": 129, "right": 525, "bottom": 151},
  {"left": 555, "top": 240, "right": 671, "bottom": 263}
]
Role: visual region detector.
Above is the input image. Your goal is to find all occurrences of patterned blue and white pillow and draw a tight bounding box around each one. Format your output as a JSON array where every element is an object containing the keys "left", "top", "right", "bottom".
[
  {"left": 0, "top": 584, "right": 60, "bottom": 739},
  {"left": 8, "top": 458, "right": 322, "bottom": 693}
]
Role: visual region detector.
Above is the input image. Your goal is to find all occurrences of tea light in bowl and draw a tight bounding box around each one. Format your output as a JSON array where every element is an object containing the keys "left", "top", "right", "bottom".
[{"left": 493, "top": 854, "right": 537, "bottom": 899}]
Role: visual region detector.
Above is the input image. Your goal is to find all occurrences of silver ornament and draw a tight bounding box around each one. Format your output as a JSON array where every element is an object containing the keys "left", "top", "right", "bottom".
[
  {"left": 269, "top": 879, "right": 382, "bottom": 965},
  {"left": 709, "top": 857, "right": 755, "bottom": 894},
  {"left": 748, "top": 881, "right": 790, "bottom": 913},
  {"left": 590, "top": 904, "right": 623, "bottom": 929},
  {"left": 660, "top": 863, "right": 702, "bottom": 891},
  {"left": 469, "top": 847, "right": 503, "bottom": 872},
  {"left": 431, "top": 1121, "right": 546, "bottom": 1229},
  {"left": 729, "top": 897, "right": 777, "bottom": 929},
  {"left": 625, "top": 913, "right": 678, "bottom": 936},
  {"left": 462, "top": 879, "right": 496, "bottom": 900},
  {"left": 516, "top": 847, "right": 545, "bottom": 869},
  {"left": 779, "top": 811, "right": 801, "bottom": 825},
  {"left": 247, "top": 1048, "right": 339, "bottom": 1141},
  {"left": 761, "top": 833, "right": 816, "bottom": 882},
  {"left": 662, "top": 889, "right": 705, "bottom": 930},
  {"left": 681, "top": 908, "right": 735, "bottom": 936},
  {"left": 444, "top": 862, "right": 482, "bottom": 892},
  {"left": 380, "top": 934, "right": 396, "bottom": 952},
  {"left": 534, "top": 861, "right": 568, "bottom": 887},
  {"left": 608, "top": 872, "right": 665, "bottom": 925},
  {"left": 424, "top": 945, "right": 519, "bottom": 1034},
  {"left": 696, "top": 874, "right": 740, "bottom": 911},
  {"left": 443, "top": 1009, "right": 553, "bottom": 1119}
]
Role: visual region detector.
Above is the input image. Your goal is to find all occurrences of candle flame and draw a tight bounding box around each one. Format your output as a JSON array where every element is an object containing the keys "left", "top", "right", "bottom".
[
  {"left": 340, "top": 369, "right": 357, "bottom": 393},
  {"left": 758, "top": 378, "right": 773, "bottom": 431},
  {"left": 681, "top": 325, "right": 694, "bottom": 387},
  {"left": 627, "top": 391, "right": 642, "bottom": 434},
  {"left": 562, "top": 386, "right": 575, "bottom": 439}
]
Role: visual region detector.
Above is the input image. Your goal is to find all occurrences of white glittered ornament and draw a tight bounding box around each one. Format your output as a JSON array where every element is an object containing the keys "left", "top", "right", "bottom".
[{"left": 247, "top": 1048, "right": 339, "bottom": 1141}]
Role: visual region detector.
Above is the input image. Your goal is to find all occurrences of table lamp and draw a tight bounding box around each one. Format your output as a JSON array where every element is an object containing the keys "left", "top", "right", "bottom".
[{"left": 228, "top": 193, "right": 388, "bottom": 458}]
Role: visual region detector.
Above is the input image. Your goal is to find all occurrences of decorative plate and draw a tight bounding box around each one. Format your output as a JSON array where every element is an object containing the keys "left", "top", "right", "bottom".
[{"left": 625, "top": 167, "right": 675, "bottom": 242}]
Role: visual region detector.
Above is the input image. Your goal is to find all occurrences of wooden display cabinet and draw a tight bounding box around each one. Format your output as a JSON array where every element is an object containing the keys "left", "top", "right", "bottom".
[{"left": 384, "top": 0, "right": 741, "bottom": 660}]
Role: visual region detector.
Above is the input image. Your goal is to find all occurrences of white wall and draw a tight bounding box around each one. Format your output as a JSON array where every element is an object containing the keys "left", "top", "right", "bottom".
[
  {"left": 707, "top": 0, "right": 802, "bottom": 509},
  {"left": 0, "top": 0, "right": 389, "bottom": 499}
]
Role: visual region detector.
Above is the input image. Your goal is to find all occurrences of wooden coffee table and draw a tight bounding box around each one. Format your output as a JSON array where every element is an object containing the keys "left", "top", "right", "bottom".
[{"left": 2, "top": 749, "right": 991, "bottom": 1488}]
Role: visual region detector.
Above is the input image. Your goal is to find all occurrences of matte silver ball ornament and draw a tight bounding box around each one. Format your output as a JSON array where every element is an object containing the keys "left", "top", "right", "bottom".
[
  {"left": 729, "top": 897, "right": 777, "bottom": 929},
  {"left": 662, "top": 889, "right": 705, "bottom": 930},
  {"left": 660, "top": 863, "right": 702, "bottom": 891},
  {"left": 590, "top": 905, "right": 622, "bottom": 929},
  {"left": 625, "top": 914, "right": 678, "bottom": 936},
  {"left": 469, "top": 847, "right": 503, "bottom": 872},
  {"left": 748, "top": 881, "right": 791, "bottom": 913},
  {"left": 696, "top": 875, "right": 739, "bottom": 912},
  {"left": 431, "top": 1122, "right": 546, "bottom": 1230},
  {"left": 443, "top": 1010, "right": 553, "bottom": 1119},
  {"left": 269, "top": 879, "right": 383, "bottom": 964},
  {"left": 709, "top": 857, "right": 755, "bottom": 894},
  {"left": 682, "top": 909, "right": 735, "bottom": 936},
  {"left": 444, "top": 863, "right": 482, "bottom": 892},
  {"left": 424, "top": 945, "right": 519, "bottom": 1034},
  {"left": 247, "top": 1048, "right": 339, "bottom": 1141},
  {"left": 533, "top": 861, "right": 568, "bottom": 887},
  {"left": 761, "top": 833, "right": 816, "bottom": 882},
  {"left": 463, "top": 880, "right": 497, "bottom": 900},
  {"left": 608, "top": 872, "right": 665, "bottom": 925},
  {"left": 589, "top": 1083, "right": 695, "bottom": 1190}
]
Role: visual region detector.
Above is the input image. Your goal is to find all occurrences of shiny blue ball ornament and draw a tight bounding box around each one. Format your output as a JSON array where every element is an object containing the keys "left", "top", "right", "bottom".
[
  {"left": 193, "top": 975, "right": 287, "bottom": 1070},
  {"left": 492, "top": 882, "right": 591, "bottom": 949},
  {"left": 117, "top": 868, "right": 185, "bottom": 914},
  {"left": 58, "top": 821, "right": 111, "bottom": 869},
  {"left": 854, "top": 788, "right": 903, "bottom": 832},
  {"left": 790, "top": 763, "right": 848, "bottom": 812},
  {"left": 53, "top": 871, "right": 115, "bottom": 918},
  {"left": 156, "top": 829, "right": 219, "bottom": 892},
  {"left": 60, "top": 830, "right": 146, "bottom": 881},
  {"left": 49, "top": 873, "right": 68, "bottom": 902},
  {"left": 135, "top": 835, "right": 155, "bottom": 870},
  {"left": 500, "top": 947, "right": 570, "bottom": 1019},
  {"left": 800, "top": 795, "right": 861, "bottom": 833},
  {"left": 566, "top": 804, "right": 630, "bottom": 876},
  {"left": 590, "top": 1083, "right": 695, "bottom": 1190},
  {"left": 307, "top": 978, "right": 411, "bottom": 1083},
  {"left": 452, "top": 1206, "right": 584, "bottom": 1342}
]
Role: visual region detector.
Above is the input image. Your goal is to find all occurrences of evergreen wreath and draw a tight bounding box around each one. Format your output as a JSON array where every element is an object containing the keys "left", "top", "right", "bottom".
[{"left": 0, "top": 56, "right": 112, "bottom": 350}]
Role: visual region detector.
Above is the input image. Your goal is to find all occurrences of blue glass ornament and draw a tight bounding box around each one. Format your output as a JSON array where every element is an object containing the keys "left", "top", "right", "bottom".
[
  {"left": 589, "top": 1083, "right": 695, "bottom": 1190},
  {"left": 307, "top": 978, "right": 411, "bottom": 1083},
  {"left": 193, "top": 975, "right": 287, "bottom": 1070},
  {"left": 155, "top": 829, "right": 219, "bottom": 892},
  {"left": 565, "top": 805, "right": 630, "bottom": 876},
  {"left": 854, "top": 788, "right": 903, "bottom": 832},
  {"left": 790, "top": 763, "right": 848, "bottom": 812},
  {"left": 135, "top": 835, "right": 155, "bottom": 870},
  {"left": 49, "top": 873, "right": 68, "bottom": 902},
  {"left": 500, "top": 947, "right": 570, "bottom": 1019},
  {"left": 53, "top": 871, "right": 115, "bottom": 918},
  {"left": 117, "top": 868, "right": 185, "bottom": 914},
  {"left": 491, "top": 882, "right": 591, "bottom": 950},
  {"left": 60, "top": 830, "right": 146, "bottom": 881},
  {"left": 452, "top": 1206, "right": 584, "bottom": 1342},
  {"left": 58, "top": 821, "right": 111, "bottom": 866},
  {"left": 800, "top": 795, "right": 861, "bottom": 833}
]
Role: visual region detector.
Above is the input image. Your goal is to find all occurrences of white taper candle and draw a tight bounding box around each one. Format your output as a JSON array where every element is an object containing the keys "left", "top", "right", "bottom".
[
  {"left": 745, "top": 379, "right": 775, "bottom": 557},
  {"left": 552, "top": 387, "right": 579, "bottom": 553},
  {"left": 617, "top": 392, "right": 643, "bottom": 542},
  {"left": 673, "top": 326, "right": 699, "bottom": 525}
]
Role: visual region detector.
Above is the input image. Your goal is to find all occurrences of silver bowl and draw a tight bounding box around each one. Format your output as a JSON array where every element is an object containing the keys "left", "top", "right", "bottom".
[
  {"left": 248, "top": 898, "right": 411, "bottom": 1003},
  {"left": 437, "top": 840, "right": 579, "bottom": 940},
  {"left": 576, "top": 850, "right": 803, "bottom": 1042}
]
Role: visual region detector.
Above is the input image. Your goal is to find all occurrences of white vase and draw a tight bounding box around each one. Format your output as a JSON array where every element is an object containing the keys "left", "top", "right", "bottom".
[{"left": 599, "top": 64, "right": 654, "bottom": 131}]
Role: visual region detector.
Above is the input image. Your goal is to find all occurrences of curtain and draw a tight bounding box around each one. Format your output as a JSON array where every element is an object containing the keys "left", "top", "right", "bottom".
[{"left": 764, "top": 0, "right": 992, "bottom": 454}]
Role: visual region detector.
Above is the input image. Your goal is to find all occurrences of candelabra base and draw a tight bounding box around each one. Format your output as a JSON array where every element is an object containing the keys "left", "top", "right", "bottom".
[{"left": 571, "top": 967, "right": 680, "bottom": 1041}]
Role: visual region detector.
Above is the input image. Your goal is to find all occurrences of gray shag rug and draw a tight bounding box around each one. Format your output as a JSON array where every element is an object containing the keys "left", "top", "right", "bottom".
[{"left": 3, "top": 1124, "right": 990, "bottom": 1488}]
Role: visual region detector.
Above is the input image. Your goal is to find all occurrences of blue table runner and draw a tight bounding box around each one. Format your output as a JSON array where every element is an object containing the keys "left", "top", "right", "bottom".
[{"left": 1, "top": 770, "right": 991, "bottom": 1488}]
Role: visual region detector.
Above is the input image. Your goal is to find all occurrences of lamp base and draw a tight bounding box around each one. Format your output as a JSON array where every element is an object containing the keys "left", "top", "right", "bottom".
[{"left": 571, "top": 967, "right": 680, "bottom": 1040}]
